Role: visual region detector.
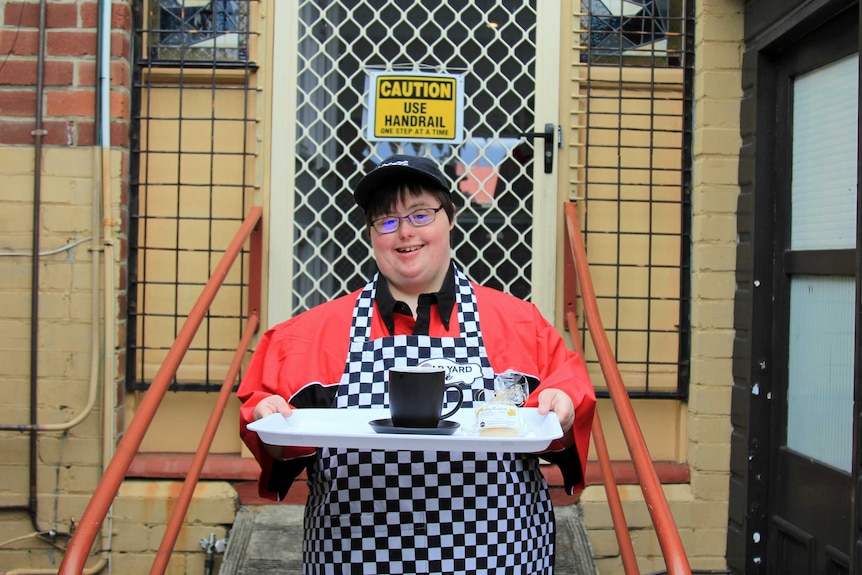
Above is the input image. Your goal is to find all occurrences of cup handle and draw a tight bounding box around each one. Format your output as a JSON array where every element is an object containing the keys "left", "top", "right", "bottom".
[{"left": 440, "top": 384, "right": 464, "bottom": 420}]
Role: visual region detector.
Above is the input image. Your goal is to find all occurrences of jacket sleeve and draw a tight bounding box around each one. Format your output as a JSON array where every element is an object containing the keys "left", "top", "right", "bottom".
[
  {"left": 237, "top": 297, "right": 355, "bottom": 500},
  {"left": 237, "top": 326, "right": 313, "bottom": 500},
  {"left": 526, "top": 354, "right": 595, "bottom": 495},
  {"left": 476, "top": 286, "right": 596, "bottom": 495},
  {"left": 524, "top": 314, "right": 596, "bottom": 495}
]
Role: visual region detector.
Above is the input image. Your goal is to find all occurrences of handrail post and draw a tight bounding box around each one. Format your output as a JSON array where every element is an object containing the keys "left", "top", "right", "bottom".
[
  {"left": 59, "top": 206, "right": 264, "bottom": 575},
  {"left": 564, "top": 201, "right": 692, "bottom": 575},
  {"left": 248, "top": 216, "right": 262, "bottom": 329},
  {"left": 566, "top": 310, "right": 641, "bottom": 575},
  {"left": 149, "top": 314, "right": 260, "bottom": 574}
]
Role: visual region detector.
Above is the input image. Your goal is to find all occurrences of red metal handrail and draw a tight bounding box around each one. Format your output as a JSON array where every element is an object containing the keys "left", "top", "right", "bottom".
[
  {"left": 59, "top": 201, "right": 689, "bottom": 573},
  {"left": 564, "top": 201, "right": 691, "bottom": 574},
  {"left": 149, "top": 315, "right": 259, "bottom": 574},
  {"left": 59, "top": 206, "right": 264, "bottom": 574},
  {"left": 566, "top": 309, "right": 641, "bottom": 574}
]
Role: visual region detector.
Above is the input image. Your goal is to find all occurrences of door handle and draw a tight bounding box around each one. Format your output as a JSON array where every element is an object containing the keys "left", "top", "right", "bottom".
[{"left": 519, "top": 123, "right": 558, "bottom": 174}]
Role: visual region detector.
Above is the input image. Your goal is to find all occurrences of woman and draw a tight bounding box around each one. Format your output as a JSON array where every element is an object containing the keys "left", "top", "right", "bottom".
[{"left": 239, "top": 154, "right": 596, "bottom": 574}]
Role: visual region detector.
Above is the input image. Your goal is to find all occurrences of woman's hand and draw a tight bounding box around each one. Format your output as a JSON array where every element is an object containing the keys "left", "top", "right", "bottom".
[
  {"left": 253, "top": 394, "right": 293, "bottom": 421},
  {"left": 252, "top": 395, "right": 293, "bottom": 460},
  {"left": 536, "top": 388, "right": 575, "bottom": 432}
]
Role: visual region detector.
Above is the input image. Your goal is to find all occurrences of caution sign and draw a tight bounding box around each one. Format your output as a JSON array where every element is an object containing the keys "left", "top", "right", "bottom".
[{"left": 366, "top": 71, "right": 465, "bottom": 144}]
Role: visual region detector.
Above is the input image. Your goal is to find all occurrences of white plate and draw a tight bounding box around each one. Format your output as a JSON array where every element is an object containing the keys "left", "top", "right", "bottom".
[{"left": 247, "top": 407, "right": 563, "bottom": 453}]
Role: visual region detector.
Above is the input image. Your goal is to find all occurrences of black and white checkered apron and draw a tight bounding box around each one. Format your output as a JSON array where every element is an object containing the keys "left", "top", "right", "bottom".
[{"left": 302, "top": 268, "right": 555, "bottom": 574}]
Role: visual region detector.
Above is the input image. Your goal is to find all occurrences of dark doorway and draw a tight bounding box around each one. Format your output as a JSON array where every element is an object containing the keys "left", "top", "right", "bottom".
[{"left": 765, "top": 8, "right": 857, "bottom": 575}]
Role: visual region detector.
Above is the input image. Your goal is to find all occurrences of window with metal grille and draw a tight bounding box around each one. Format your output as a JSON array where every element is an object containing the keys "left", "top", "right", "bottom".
[
  {"left": 148, "top": 0, "right": 251, "bottom": 63},
  {"left": 575, "top": 0, "right": 693, "bottom": 398},
  {"left": 127, "top": 0, "right": 260, "bottom": 391},
  {"left": 581, "top": 0, "right": 686, "bottom": 67}
]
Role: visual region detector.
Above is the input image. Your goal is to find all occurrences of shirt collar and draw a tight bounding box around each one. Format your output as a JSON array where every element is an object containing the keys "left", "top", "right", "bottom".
[{"left": 375, "top": 263, "right": 456, "bottom": 335}]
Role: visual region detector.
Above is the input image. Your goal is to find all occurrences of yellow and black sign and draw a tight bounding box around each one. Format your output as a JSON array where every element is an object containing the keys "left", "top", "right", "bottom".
[{"left": 366, "top": 71, "right": 464, "bottom": 143}]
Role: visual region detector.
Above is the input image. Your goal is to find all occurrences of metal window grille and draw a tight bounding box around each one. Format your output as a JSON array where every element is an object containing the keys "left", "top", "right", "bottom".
[
  {"left": 576, "top": 0, "right": 693, "bottom": 398},
  {"left": 127, "top": 0, "right": 260, "bottom": 391},
  {"left": 582, "top": 0, "right": 685, "bottom": 67},
  {"left": 148, "top": 0, "right": 251, "bottom": 63}
]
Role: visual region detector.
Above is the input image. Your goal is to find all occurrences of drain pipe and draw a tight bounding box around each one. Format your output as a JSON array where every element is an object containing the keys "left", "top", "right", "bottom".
[
  {"left": 97, "top": 0, "right": 116, "bottom": 570},
  {"left": 26, "top": 0, "right": 47, "bottom": 536}
]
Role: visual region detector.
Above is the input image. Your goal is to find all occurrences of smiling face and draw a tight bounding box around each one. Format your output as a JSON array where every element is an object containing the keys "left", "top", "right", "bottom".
[{"left": 368, "top": 186, "right": 455, "bottom": 299}]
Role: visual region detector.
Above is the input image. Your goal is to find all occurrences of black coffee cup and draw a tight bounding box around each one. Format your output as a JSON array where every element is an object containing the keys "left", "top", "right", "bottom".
[{"left": 388, "top": 366, "right": 464, "bottom": 428}]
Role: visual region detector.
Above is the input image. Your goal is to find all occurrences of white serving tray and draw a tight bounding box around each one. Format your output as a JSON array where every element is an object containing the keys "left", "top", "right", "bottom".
[{"left": 247, "top": 407, "right": 563, "bottom": 453}]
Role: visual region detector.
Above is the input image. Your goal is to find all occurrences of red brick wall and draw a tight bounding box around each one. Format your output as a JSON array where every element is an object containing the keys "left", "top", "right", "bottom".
[{"left": 0, "top": 0, "right": 132, "bottom": 147}]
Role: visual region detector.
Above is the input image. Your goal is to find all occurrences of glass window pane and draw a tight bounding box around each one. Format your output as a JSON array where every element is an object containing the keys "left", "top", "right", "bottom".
[
  {"left": 787, "top": 275, "right": 855, "bottom": 472},
  {"left": 791, "top": 54, "right": 858, "bottom": 250},
  {"left": 150, "top": 0, "right": 250, "bottom": 62},
  {"left": 581, "top": 0, "right": 686, "bottom": 66}
]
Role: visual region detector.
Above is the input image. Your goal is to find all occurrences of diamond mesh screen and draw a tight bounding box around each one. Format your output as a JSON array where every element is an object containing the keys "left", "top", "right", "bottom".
[{"left": 290, "top": 0, "right": 538, "bottom": 313}]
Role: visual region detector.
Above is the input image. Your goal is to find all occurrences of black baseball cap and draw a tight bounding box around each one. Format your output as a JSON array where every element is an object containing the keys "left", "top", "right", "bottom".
[{"left": 353, "top": 154, "right": 451, "bottom": 210}]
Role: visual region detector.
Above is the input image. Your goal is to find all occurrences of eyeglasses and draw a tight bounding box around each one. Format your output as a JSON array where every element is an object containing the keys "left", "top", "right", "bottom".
[{"left": 371, "top": 207, "right": 444, "bottom": 234}]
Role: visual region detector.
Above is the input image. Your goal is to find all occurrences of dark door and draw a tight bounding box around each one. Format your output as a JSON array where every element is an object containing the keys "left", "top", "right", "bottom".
[{"left": 766, "top": 11, "right": 858, "bottom": 575}]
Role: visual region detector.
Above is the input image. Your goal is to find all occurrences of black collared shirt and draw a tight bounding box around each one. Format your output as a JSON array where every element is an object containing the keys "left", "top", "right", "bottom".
[{"left": 375, "top": 263, "right": 456, "bottom": 336}]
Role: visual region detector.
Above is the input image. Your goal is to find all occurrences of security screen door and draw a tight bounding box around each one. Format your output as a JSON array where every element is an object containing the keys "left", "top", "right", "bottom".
[{"left": 268, "top": 1, "right": 559, "bottom": 323}]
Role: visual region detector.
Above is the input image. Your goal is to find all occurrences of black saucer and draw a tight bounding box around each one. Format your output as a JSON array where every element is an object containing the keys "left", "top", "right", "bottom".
[{"left": 368, "top": 418, "right": 461, "bottom": 435}]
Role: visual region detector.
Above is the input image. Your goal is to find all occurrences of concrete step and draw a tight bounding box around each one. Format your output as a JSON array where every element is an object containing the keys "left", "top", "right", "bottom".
[{"left": 221, "top": 503, "right": 599, "bottom": 574}]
